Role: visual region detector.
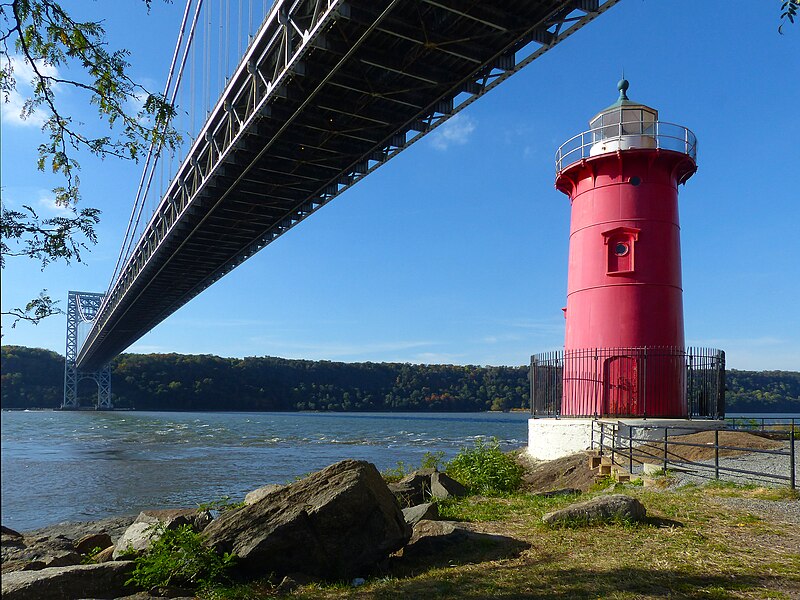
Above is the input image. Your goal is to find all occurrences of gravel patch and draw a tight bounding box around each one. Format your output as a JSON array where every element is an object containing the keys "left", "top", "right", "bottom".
[
  {"left": 711, "top": 496, "right": 800, "bottom": 525},
  {"left": 667, "top": 441, "right": 799, "bottom": 489}
]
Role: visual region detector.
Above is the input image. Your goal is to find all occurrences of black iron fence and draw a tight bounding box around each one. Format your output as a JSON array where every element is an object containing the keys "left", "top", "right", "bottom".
[
  {"left": 530, "top": 346, "right": 725, "bottom": 419},
  {"left": 590, "top": 420, "right": 796, "bottom": 489}
]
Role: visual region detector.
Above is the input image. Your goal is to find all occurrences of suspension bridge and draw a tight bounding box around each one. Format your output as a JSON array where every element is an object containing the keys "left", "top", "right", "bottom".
[{"left": 63, "top": 0, "right": 619, "bottom": 408}]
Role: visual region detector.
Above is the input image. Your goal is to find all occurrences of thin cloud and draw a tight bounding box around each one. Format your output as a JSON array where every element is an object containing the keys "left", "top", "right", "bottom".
[
  {"left": 242, "top": 338, "right": 438, "bottom": 360},
  {"left": 127, "top": 344, "right": 173, "bottom": 354},
  {"left": 411, "top": 352, "right": 468, "bottom": 364},
  {"left": 2, "top": 55, "right": 58, "bottom": 127},
  {"left": 430, "top": 114, "right": 476, "bottom": 150},
  {"left": 36, "top": 191, "right": 74, "bottom": 216}
]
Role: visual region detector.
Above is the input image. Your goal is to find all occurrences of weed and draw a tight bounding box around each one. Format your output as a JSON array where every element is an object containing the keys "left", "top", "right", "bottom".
[
  {"left": 382, "top": 451, "right": 447, "bottom": 483},
  {"left": 197, "top": 496, "right": 244, "bottom": 513},
  {"left": 589, "top": 475, "right": 615, "bottom": 492},
  {"left": 80, "top": 546, "right": 105, "bottom": 564},
  {"left": 444, "top": 438, "right": 523, "bottom": 495},
  {"left": 127, "top": 524, "right": 235, "bottom": 590},
  {"left": 381, "top": 460, "right": 413, "bottom": 482},
  {"left": 421, "top": 450, "right": 446, "bottom": 470}
]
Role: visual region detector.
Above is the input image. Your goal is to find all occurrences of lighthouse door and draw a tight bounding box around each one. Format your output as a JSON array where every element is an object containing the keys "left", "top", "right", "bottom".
[{"left": 603, "top": 356, "right": 640, "bottom": 416}]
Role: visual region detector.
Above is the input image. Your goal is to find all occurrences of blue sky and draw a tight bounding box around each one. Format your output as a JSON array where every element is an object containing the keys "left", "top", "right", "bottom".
[{"left": 2, "top": 0, "right": 799, "bottom": 370}]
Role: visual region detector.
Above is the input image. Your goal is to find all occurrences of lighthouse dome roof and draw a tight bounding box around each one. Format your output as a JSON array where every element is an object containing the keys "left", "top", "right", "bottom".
[{"left": 590, "top": 79, "right": 658, "bottom": 124}]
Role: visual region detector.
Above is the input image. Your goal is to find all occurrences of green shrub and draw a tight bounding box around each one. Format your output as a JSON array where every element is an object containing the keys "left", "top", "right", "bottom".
[
  {"left": 445, "top": 438, "right": 523, "bottom": 495},
  {"left": 420, "top": 450, "right": 446, "bottom": 470},
  {"left": 381, "top": 460, "right": 413, "bottom": 483},
  {"left": 197, "top": 496, "right": 245, "bottom": 513},
  {"left": 382, "top": 451, "right": 447, "bottom": 482},
  {"left": 127, "top": 524, "right": 235, "bottom": 590}
]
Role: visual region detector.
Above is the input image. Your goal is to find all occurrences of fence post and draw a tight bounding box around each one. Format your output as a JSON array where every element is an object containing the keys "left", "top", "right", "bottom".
[
  {"left": 600, "top": 422, "right": 605, "bottom": 457},
  {"left": 593, "top": 351, "right": 599, "bottom": 417},
  {"left": 663, "top": 427, "right": 668, "bottom": 472},
  {"left": 714, "top": 429, "right": 720, "bottom": 481},
  {"left": 530, "top": 355, "right": 535, "bottom": 418},
  {"left": 716, "top": 350, "right": 726, "bottom": 419},
  {"left": 791, "top": 425, "right": 796, "bottom": 491},
  {"left": 611, "top": 423, "right": 616, "bottom": 467},
  {"left": 642, "top": 347, "right": 647, "bottom": 419},
  {"left": 629, "top": 426, "right": 634, "bottom": 474},
  {"left": 688, "top": 351, "right": 694, "bottom": 418}
]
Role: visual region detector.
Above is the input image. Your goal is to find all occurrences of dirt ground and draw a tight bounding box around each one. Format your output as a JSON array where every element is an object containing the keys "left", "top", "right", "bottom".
[
  {"left": 511, "top": 450, "right": 598, "bottom": 493},
  {"left": 635, "top": 430, "right": 784, "bottom": 463},
  {"left": 511, "top": 430, "right": 787, "bottom": 493}
]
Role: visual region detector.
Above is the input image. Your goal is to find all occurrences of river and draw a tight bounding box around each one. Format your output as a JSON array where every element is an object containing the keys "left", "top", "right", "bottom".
[{"left": 0, "top": 410, "right": 529, "bottom": 531}]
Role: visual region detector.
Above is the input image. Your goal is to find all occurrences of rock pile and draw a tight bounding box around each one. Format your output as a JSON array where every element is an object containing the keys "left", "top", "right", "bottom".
[{"left": 2, "top": 460, "right": 494, "bottom": 599}]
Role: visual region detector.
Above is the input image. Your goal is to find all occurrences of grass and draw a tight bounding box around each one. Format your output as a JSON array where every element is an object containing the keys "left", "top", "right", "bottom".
[{"left": 198, "top": 478, "right": 800, "bottom": 599}]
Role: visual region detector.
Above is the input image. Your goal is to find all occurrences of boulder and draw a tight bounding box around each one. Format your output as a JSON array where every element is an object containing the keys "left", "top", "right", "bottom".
[
  {"left": 244, "top": 484, "right": 284, "bottom": 506},
  {"left": 0, "top": 561, "right": 136, "bottom": 600},
  {"left": 1, "top": 533, "right": 77, "bottom": 571},
  {"left": 22, "top": 515, "right": 137, "bottom": 546},
  {"left": 387, "top": 482, "right": 418, "bottom": 508},
  {"left": 430, "top": 472, "right": 467, "bottom": 500},
  {"left": 388, "top": 469, "right": 436, "bottom": 507},
  {"left": 398, "top": 520, "right": 528, "bottom": 568},
  {"left": 93, "top": 545, "right": 116, "bottom": 563},
  {"left": 40, "top": 552, "right": 82, "bottom": 568},
  {"left": 202, "top": 459, "right": 411, "bottom": 580},
  {"left": 75, "top": 532, "right": 113, "bottom": 555},
  {"left": 542, "top": 494, "right": 647, "bottom": 526},
  {"left": 402, "top": 502, "right": 439, "bottom": 527},
  {"left": 113, "top": 522, "right": 155, "bottom": 559},
  {"left": 135, "top": 508, "right": 213, "bottom": 532},
  {"left": 388, "top": 469, "right": 467, "bottom": 506},
  {"left": 1, "top": 526, "right": 23, "bottom": 538},
  {"left": 112, "top": 508, "right": 213, "bottom": 559}
]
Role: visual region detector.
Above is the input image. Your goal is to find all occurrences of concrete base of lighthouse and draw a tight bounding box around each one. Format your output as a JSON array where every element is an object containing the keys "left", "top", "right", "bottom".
[{"left": 527, "top": 418, "right": 727, "bottom": 461}]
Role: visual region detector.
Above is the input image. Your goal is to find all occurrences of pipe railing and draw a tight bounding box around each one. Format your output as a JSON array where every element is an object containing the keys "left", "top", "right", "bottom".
[
  {"left": 590, "top": 420, "right": 796, "bottom": 489},
  {"left": 555, "top": 120, "right": 697, "bottom": 173}
]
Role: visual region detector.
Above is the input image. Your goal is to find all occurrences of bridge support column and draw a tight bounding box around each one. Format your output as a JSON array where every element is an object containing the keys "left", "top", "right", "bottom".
[{"left": 62, "top": 291, "right": 113, "bottom": 410}]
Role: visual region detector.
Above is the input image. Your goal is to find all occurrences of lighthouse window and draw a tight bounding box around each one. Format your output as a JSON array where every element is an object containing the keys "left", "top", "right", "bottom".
[
  {"left": 629, "top": 176, "right": 641, "bottom": 186},
  {"left": 603, "top": 227, "right": 639, "bottom": 276}
]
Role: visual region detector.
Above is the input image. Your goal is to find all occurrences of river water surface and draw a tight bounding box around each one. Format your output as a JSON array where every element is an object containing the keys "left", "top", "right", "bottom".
[{"left": 1, "top": 410, "right": 528, "bottom": 531}]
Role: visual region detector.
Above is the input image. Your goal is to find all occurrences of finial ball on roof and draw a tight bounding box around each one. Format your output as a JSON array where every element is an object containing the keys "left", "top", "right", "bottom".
[{"left": 617, "top": 78, "right": 629, "bottom": 100}]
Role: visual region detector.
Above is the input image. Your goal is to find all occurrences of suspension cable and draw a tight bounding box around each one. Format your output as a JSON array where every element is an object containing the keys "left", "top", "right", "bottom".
[
  {"left": 127, "top": 0, "right": 204, "bottom": 256},
  {"left": 109, "top": 0, "right": 196, "bottom": 289}
]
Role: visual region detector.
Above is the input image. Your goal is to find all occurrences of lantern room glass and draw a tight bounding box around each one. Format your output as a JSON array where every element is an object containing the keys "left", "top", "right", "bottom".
[{"left": 591, "top": 106, "right": 657, "bottom": 144}]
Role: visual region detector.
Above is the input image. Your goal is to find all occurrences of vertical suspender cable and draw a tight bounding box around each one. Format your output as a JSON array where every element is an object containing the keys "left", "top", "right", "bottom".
[
  {"left": 109, "top": 0, "right": 195, "bottom": 290},
  {"left": 120, "top": 0, "right": 204, "bottom": 274},
  {"left": 238, "top": 0, "right": 242, "bottom": 58}
]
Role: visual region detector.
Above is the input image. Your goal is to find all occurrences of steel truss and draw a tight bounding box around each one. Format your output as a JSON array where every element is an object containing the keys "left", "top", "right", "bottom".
[
  {"left": 78, "top": 0, "right": 620, "bottom": 370},
  {"left": 63, "top": 291, "right": 112, "bottom": 409}
]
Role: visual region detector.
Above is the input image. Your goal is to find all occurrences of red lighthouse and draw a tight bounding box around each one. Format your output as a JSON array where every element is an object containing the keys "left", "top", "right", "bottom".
[{"left": 554, "top": 80, "right": 697, "bottom": 418}]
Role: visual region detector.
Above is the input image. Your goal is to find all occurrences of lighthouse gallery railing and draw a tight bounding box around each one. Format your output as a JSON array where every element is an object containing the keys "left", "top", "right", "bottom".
[
  {"left": 530, "top": 346, "right": 725, "bottom": 419},
  {"left": 555, "top": 121, "right": 697, "bottom": 173}
]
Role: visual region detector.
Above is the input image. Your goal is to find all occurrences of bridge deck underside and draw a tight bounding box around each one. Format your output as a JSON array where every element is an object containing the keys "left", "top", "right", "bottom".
[{"left": 78, "top": 0, "right": 610, "bottom": 370}]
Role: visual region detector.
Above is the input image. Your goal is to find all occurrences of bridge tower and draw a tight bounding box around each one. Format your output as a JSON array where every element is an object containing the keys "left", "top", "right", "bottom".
[{"left": 63, "top": 291, "right": 112, "bottom": 410}]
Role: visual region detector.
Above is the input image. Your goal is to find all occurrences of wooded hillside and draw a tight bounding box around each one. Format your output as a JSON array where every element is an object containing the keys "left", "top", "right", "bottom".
[{"left": 2, "top": 346, "right": 798, "bottom": 413}]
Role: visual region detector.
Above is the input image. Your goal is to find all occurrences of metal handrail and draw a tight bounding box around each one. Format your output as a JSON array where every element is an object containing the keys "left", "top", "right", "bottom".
[
  {"left": 555, "top": 120, "right": 697, "bottom": 173},
  {"left": 590, "top": 420, "right": 796, "bottom": 489}
]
